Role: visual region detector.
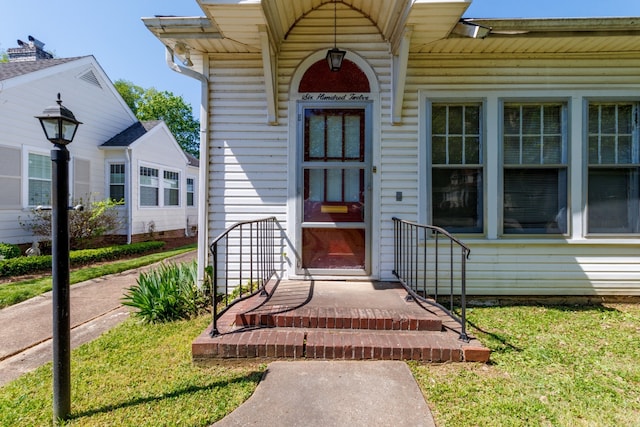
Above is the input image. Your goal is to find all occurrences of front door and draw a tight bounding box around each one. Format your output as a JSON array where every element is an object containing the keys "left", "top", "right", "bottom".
[{"left": 298, "top": 104, "right": 371, "bottom": 275}]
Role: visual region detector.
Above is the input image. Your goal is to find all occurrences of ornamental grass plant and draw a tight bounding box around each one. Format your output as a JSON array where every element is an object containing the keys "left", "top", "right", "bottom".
[{"left": 122, "top": 260, "right": 208, "bottom": 323}]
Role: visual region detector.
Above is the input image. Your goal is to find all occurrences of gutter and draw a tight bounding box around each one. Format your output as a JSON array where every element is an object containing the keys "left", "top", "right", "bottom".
[{"left": 165, "top": 46, "right": 210, "bottom": 288}]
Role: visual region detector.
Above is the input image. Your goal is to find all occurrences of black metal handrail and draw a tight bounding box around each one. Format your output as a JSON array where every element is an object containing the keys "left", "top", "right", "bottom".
[
  {"left": 392, "top": 217, "right": 471, "bottom": 341},
  {"left": 209, "top": 216, "right": 277, "bottom": 336}
]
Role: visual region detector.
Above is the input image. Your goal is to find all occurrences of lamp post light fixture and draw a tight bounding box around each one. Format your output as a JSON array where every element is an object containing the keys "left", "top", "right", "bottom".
[
  {"left": 326, "top": 0, "right": 346, "bottom": 72},
  {"left": 35, "top": 93, "right": 81, "bottom": 424}
]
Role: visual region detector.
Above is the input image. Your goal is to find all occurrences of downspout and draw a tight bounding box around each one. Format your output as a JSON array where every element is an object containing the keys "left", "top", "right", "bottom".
[
  {"left": 126, "top": 147, "right": 132, "bottom": 244},
  {"left": 165, "top": 46, "right": 210, "bottom": 288}
]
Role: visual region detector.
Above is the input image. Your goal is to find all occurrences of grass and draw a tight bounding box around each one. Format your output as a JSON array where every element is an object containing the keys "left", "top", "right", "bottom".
[
  {"left": 411, "top": 303, "right": 640, "bottom": 426},
  {"left": 1, "top": 295, "right": 639, "bottom": 425},
  {"left": 0, "top": 315, "right": 264, "bottom": 426},
  {"left": 0, "top": 245, "right": 196, "bottom": 309}
]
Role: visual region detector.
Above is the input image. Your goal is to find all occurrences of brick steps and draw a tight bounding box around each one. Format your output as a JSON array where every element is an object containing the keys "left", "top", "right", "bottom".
[
  {"left": 192, "top": 328, "right": 478, "bottom": 362},
  {"left": 236, "top": 306, "right": 442, "bottom": 331},
  {"left": 192, "top": 280, "right": 491, "bottom": 363}
]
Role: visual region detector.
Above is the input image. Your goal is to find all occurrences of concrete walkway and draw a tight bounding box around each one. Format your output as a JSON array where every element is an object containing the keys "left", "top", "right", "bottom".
[
  {"left": 213, "top": 360, "right": 436, "bottom": 427},
  {"left": 0, "top": 250, "right": 196, "bottom": 386}
]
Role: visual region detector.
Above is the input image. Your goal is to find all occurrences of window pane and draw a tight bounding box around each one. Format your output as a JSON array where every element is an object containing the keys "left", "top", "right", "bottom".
[
  {"left": 465, "top": 136, "right": 480, "bottom": 164},
  {"left": 308, "top": 114, "right": 325, "bottom": 159},
  {"left": 326, "top": 169, "right": 342, "bottom": 201},
  {"left": 344, "top": 115, "right": 361, "bottom": 159},
  {"left": 588, "top": 168, "right": 639, "bottom": 233},
  {"left": 448, "top": 136, "right": 463, "bottom": 164},
  {"left": 326, "top": 115, "right": 343, "bottom": 158},
  {"left": 504, "top": 136, "right": 520, "bottom": 164},
  {"left": 448, "top": 106, "right": 463, "bottom": 134},
  {"left": 28, "top": 153, "right": 51, "bottom": 206},
  {"left": 432, "top": 136, "right": 446, "bottom": 164},
  {"left": 504, "top": 103, "right": 565, "bottom": 166},
  {"left": 432, "top": 168, "right": 483, "bottom": 233},
  {"left": 504, "top": 169, "right": 566, "bottom": 234},
  {"left": 140, "top": 187, "right": 158, "bottom": 206},
  {"left": 543, "top": 135, "right": 562, "bottom": 164},
  {"left": 110, "top": 185, "right": 125, "bottom": 202},
  {"left": 432, "top": 106, "right": 447, "bottom": 134},
  {"left": 465, "top": 106, "right": 480, "bottom": 134}
]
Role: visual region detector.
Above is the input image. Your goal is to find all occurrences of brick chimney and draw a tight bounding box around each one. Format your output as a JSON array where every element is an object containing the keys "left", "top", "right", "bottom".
[{"left": 7, "top": 36, "right": 53, "bottom": 62}]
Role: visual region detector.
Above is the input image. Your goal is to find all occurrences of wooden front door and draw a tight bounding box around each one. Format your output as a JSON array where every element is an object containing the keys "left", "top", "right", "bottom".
[{"left": 298, "top": 105, "right": 371, "bottom": 275}]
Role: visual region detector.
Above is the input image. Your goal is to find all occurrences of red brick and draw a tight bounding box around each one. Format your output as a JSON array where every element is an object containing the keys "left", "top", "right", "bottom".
[
  {"left": 326, "top": 307, "right": 336, "bottom": 329},
  {"left": 318, "top": 307, "right": 327, "bottom": 328},
  {"left": 463, "top": 346, "right": 491, "bottom": 363}
]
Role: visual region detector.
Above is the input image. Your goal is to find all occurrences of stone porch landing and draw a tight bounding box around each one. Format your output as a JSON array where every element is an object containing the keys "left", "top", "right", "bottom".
[{"left": 192, "top": 280, "right": 490, "bottom": 363}]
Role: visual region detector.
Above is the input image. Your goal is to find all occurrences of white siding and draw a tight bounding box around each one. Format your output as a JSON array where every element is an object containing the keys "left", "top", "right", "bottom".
[
  {"left": 204, "top": 4, "right": 640, "bottom": 294},
  {"left": 0, "top": 57, "right": 137, "bottom": 244}
]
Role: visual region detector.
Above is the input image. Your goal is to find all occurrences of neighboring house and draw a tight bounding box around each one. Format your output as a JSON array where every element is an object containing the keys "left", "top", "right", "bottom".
[
  {"left": 0, "top": 38, "right": 198, "bottom": 245},
  {"left": 144, "top": 0, "right": 640, "bottom": 295}
]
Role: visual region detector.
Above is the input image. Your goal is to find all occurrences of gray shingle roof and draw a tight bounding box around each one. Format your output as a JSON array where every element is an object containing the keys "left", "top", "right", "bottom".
[
  {"left": 0, "top": 57, "right": 85, "bottom": 81},
  {"left": 101, "top": 120, "right": 163, "bottom": 147}
]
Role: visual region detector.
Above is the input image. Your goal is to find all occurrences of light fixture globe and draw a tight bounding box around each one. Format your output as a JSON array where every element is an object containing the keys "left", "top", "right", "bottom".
[
  {"left": 326, "top": 0, "right": 345, "bottom": 72},
  {"left": 326, "top": 47, "right": 346, "bottom": 72},
  {"left": 35, "top": 93, "right": 82, "bottom": 145}
]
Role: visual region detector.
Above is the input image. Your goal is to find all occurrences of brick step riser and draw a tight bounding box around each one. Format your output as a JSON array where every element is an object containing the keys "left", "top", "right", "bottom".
[
  {"left": 235, "top": 313, "right": 443, "bottom": 331},
  {"left": 197, "top": 343, "right": 462, "bottom": 363}
]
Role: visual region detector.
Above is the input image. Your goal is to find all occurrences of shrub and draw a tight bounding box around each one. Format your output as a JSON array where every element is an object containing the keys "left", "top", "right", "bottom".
[
  {"left": 0, "top": 243, "right": 20, "bottom": 260},
  {"left": 19, "top": 197, "right": 124, "bottom": 250},
  {"left": 0, "top": 241, "right": 165, "bottom": 278},
  {"left": 122, "top": 261, "right": 208, "bottom": 323}
]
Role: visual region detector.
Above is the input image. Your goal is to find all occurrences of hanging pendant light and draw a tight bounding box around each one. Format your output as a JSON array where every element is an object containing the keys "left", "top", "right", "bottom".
[{"left": 326, "top": 0, "right": 346, "bottom": 72}]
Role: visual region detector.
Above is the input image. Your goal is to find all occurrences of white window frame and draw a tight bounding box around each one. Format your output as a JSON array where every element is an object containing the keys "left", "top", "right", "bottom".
[
  {"left": 585, "top": 100, "right": 640, "bottom": 235},
  {"left": 426, "top": 100, "right": 485, "bottom": 234},
  {"left": 163, "top": 169, "right": 180, "bottom": 207},
  {"left": 108, "top": 162, "right": 126, "bottom": 204},
  {"left": 186, "top": 176, "right": 195, "bottom": 207},
  {"left": 139, "top": 165, "right": 159, "bottom": 207},
  {"left": 25, "top": 149, "right": 52, "bottom": 208},
  {"left": 500, "top": 100, "right": 569, "bottom": 236}
]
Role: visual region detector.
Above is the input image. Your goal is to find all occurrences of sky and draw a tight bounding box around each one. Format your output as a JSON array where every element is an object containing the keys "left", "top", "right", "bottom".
[{"left": 2, "top": 0, "right": 640, "bottom": 116}]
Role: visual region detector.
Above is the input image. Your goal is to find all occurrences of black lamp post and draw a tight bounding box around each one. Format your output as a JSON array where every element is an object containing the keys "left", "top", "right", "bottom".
[{"left": 35, "top": 93, "right": 81, "bottom": 424}]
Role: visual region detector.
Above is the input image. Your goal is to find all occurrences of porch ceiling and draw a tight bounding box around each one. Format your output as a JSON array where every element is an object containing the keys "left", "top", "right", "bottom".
[
  {"left": 143, "top": 2, "right": 640, "bottom": 57},
  {"left": 142, "top": 0, "right": 472, "bottom": 55}
]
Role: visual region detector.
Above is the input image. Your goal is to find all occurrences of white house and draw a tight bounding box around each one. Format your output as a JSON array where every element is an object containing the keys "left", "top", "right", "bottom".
[
  {"left": 144, "top": 0, "right": 640, "bottom": 295},
  {"left": 0, "top": 39, "right": 198, "bottom": 246}
]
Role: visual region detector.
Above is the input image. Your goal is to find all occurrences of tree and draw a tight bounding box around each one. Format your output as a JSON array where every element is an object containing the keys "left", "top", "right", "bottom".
[
  {"left": 114, "top": 79, "right": 200, "bottom": 157},
  {"left": 0, "top": 49, "right": 7, "bottom": 63}
]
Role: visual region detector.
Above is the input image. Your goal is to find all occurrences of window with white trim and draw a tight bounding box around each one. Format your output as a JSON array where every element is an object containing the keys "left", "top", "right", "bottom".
[
  {"left": 139, "top": 166, "right": 159, "bottom": 206},
  {"left": 587, "top": 102, "right": 640, "bottom": 233},
  {"left": 163, "top": 171, "right": 180, "bottom": 206},
  {"left": 109, "top": 163, "right": 125, "bottom": 203},
  {"left": 502, "top": 102, "right": 568, "bottom": 234},
  {"left": 28, "top": 152, "right": 51, "bottom": 206},
  {"left": 186, "top": 177, "right": 195, "bottom": 207},
  {"left": 430, "top": 103, "right": 483, "bottom": 233}
]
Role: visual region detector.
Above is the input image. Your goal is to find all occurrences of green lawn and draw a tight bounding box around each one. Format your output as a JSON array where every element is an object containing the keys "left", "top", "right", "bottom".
[
  {"left": 0, "top": 316, "right": 264, "bottom": 427},
  {"left": 411, "top": 303, "right": 640, "bottom": 426},
  {"left": 0, "top": 245, "right": 195, "bottom": 309},
  {"left": 1, "top": 301, "right": 638, "bottom": 426}
]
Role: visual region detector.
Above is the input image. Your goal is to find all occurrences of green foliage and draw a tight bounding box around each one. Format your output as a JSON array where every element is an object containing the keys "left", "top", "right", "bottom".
[
  {"left": 19, "top": 197, "right": 124, "bottom": 250},
  {"left": 114, "top": 79, "right": 200, "bottom": 157},
  {"left": 0, "top": 241, "right": 164, "bottom": 278},
  {"left": 0, "top": 243, "right": 20, "bottom": 259},
  {"left": 122, "top": 261, "right": 208, "bottom": 323}
]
